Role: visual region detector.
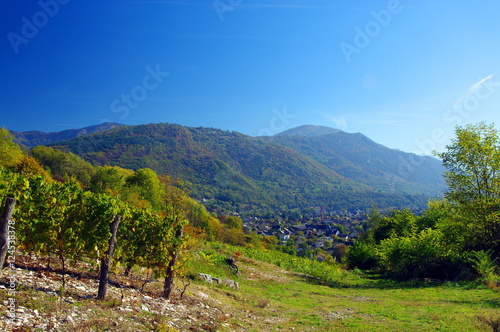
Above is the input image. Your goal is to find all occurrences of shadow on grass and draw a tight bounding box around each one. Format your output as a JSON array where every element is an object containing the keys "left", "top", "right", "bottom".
[
  {"left": 292, "top": 271, "right": 480, "bottom": 291},
  {"left": 443, "top": 298, "right": 500, "bottom": 308}
]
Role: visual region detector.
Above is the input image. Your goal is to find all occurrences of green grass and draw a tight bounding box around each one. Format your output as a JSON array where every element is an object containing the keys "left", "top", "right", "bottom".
[
  {"left": 185, "top": 242, "right": 500, "bottom": 331},
  {"left": 2, "top": 244, "right": 499, "bottom": 331}
]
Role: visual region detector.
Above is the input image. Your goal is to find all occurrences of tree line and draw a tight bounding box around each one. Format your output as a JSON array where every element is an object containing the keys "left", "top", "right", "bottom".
[
  {"left": 346, "top": 123, "right": 500, "bottom": 286},
  {"left": 0, "top": 128, "right": 260, "bottom": 299},
  {"left": 2, "top": 122, "right": 498, "bottom": 291}
]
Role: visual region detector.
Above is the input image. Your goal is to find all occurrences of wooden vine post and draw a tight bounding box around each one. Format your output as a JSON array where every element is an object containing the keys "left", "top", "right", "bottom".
[
  {"left": 163, "top": 226, "right": 183, "bottom": 299},
  {"left": 97, "top": 214, "right": 121, "bottom": 300},
  {"left": 0, "top": 198, "right": 16, "bottom": 275}
]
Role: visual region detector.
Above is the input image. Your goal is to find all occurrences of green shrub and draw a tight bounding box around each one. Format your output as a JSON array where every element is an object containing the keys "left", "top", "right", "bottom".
[
  {"left": 469, "top": 250, "right": 499, "bottom": 288},
  {"left": 377, "top": 229, "right": 463, "bottom": 280},
  {"left": 344, "top": 242, "right": 378, "bottom": 270}
]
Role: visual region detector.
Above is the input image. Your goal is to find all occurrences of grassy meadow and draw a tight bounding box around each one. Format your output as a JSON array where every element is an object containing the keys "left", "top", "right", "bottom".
[
  {"left": 179, "top": 243, "right": 500, "bottom": 331},
  {"left": 1, "top": 243, "right": 499, "bottom": 331}
]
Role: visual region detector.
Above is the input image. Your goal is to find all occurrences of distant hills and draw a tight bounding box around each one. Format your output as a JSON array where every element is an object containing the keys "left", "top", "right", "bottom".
[
  {"left": 266, "top": 125, "right": 445, "bottom": 198},
  {"left": 10, "top": 123, "right": 445, "bottom": 212},
  {"left": 11, "top": 122, "right": 124, "bottom": 148}
]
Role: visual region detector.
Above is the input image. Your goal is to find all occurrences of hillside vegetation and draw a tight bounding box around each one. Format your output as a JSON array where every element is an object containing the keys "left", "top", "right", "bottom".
[
  {"left": 267, "top": 125, "right": 445, "bottom": 196},
  {"left": 0, "top": 123, "right": 500, "bottom": 331},
  {"left": 1, "top": 243, "right": 499, "bottom": 331},
  {"left": 346, "top": 123, "right": 500, "bottom": 284},
  {"left": 33, "top": 123, "right": 442, "bottom": 212}
]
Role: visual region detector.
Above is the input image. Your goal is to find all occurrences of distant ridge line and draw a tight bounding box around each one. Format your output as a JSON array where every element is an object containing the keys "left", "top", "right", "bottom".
[{"left": 274, "top": 125, "right": 342, "bottom": 137}]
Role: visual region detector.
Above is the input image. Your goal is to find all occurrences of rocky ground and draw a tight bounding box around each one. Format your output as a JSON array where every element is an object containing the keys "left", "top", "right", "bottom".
[
  {"left": 0, "top": 254, "right": 257, "bottom": 331},
  {"left": 3, "top": 253, "right": 496, "bottom": 332}
]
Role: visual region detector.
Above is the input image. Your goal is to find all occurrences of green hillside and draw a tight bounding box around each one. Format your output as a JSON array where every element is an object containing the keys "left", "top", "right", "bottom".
[
  {"left": 268, "top": 125, "right": 445, "bottom": 197},
  {"left": 46, "top": 123, "right": 433, "bottom": 211}
]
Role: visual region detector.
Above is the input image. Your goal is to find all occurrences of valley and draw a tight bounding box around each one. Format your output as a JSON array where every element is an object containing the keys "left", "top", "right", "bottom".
[{"left": 12, "top": 122, "right": 445, "bottom": 213}]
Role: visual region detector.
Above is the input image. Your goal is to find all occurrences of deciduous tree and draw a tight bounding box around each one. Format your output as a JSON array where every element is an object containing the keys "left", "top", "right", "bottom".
[{"left": 437, "top": 122, "right": 500, "bottom": 257}]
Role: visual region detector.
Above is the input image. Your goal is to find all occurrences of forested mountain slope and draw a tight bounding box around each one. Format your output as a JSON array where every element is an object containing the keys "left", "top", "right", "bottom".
[
  {"left": 39, "top": 123, "right": 437, "bottom": 211},
  {"left": 267, "top": 125, "right": 445, "bottom": 197}
]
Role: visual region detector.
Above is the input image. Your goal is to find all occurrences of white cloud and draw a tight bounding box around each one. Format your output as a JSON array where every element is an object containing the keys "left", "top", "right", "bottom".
[{"left": 453, "top": 74, "right": 494, "bottom": 109}]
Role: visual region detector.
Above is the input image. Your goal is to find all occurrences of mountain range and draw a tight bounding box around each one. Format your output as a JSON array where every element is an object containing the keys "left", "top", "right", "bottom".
[
  {"left": 11, "top": 123, "right": 445, "bottom": 212},
  {"left": 11, "top": 122, "right": 124, "bottom": 149},
  {"left": 267, "top": 126, "right": 445, "bottom": 199}
]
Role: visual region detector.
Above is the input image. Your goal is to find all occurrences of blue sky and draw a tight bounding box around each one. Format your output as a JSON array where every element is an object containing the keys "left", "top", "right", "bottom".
[{"left": 1, "top": 0, "right": 500, "bottom": 154}]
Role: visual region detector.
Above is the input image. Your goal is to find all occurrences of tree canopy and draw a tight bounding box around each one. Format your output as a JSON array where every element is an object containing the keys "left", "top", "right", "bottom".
[
  {"left": 438, "top": 122, "right": 500, "bottom": 203},
  {"left": 30, "top": 145, "right": 95, "bottom": 186},
  {"left": 437, "top": 122, "right": 500, "bottom": 257},
  {"left": 347, "top": 123, "right": 500, "bottom": 282},
  {"left": 0, "top": 128, "right": 24, "bottom": 168}
]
